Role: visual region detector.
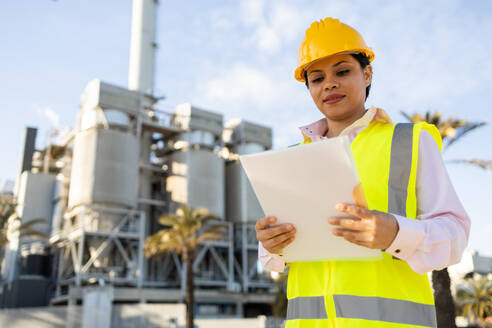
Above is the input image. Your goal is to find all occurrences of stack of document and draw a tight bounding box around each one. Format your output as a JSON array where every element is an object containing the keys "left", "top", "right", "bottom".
[{"left": 239, "top": 136, "right": 381, "bottom": 263}]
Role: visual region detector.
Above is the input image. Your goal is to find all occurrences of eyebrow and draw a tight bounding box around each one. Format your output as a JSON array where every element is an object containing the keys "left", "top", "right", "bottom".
[
  {"left": 333, "top": 60, "right": 348, "bottom": 67},
  {"left": 307, "top": 61, "right": 350, "bottom": 75}
]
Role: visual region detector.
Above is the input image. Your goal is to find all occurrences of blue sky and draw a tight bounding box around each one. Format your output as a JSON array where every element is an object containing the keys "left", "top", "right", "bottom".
[{"left": 1, "top": 0, "right": 491, "bottom": 255}]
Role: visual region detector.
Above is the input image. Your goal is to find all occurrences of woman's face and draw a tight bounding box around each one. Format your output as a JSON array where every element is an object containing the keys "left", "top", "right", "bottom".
[{"left": 306, "top": 53, "right": 372, "bottom": 122}]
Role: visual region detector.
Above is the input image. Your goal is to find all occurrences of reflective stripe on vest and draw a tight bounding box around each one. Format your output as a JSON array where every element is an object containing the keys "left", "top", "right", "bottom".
[
  {"left": 388, "top": 123, "right": 414, "bottom": 217},
  {"left": 286, "top": 296, "right": 327, "bottom": 320},
  {"left": 388, "top": 123, "right": 414, "bottom": 261},
  {"left": 286, "top": 295, "right": 437, "bottom": 327},
  {"left": 333, "top": 294, "right": 437, "bottom": 327}
]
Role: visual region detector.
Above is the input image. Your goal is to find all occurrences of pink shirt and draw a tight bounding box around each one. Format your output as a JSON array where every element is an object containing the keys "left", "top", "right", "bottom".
[{"left": 259, "top": 107, "right": 471, "bottom": 274}]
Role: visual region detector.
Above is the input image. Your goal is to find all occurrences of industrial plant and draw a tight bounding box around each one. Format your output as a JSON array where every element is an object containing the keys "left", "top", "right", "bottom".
[{"left": 0, "top": 0, "right": 276, "bottom": 320}]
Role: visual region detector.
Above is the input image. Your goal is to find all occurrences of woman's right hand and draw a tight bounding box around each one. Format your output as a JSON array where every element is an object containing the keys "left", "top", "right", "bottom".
[{"left": 255, "top": 216, "right": 296, "bottom": 254}]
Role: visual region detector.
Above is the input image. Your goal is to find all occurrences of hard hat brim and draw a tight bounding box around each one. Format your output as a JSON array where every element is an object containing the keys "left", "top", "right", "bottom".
[{"left": 295, "top": 49, "right": 375, "bottom": 82}]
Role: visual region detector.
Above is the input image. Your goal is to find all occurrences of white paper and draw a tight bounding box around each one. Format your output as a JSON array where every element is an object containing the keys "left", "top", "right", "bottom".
[{"left": 239, "top": 136, "right": 381, "bottom": 263}]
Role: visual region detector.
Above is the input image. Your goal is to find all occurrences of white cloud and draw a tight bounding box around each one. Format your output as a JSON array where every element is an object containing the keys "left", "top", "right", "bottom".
[
  {"left": 240, "top": 0, "right": 316, "bottom": 56},
  {"left": 36, "top": 106, "right": 60, "bottom": 128},
  {"left": 204, "top": 63, "right": 282, "bottom": 108},
  {"left": 254, "top": 25, "right": 281, "bottom": 54},
  {"left": 270, "top": 2, "right": 305, "bottom": 42},
  {"left": 240, "top": 0, "right": 265, "bottom": 26}
]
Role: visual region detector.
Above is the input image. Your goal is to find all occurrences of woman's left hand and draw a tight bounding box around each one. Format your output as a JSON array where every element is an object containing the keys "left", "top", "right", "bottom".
[{"left": 328, "top": 203, "right": 399, "bottom": 250}]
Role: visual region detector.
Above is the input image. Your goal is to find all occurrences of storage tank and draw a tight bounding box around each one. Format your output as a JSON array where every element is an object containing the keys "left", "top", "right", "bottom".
[
  {"left": 51, "top": 177, "right": 69, "bottom": 235},
  {"left": 16, "top": 171, "right": 56, "bottom": 235},
  {"left": 223, "top": 119, "right": 272, "bottom": 222},
  {"left": 166, "top": 104, "right": 225, "bottom": 218},
  {"left": 67, "top": 89, "right": 140, "bottom": 232},
  {"left": 68, "top": 128, "right": 139, "bottom": 210},
  {"left": 166, "top": 149, "right": 225, "bottom": 218}
]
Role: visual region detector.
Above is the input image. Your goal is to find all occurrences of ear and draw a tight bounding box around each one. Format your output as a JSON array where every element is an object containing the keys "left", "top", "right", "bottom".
[{"left": 363, "top": 65, "right": 372, "bottom": 87}]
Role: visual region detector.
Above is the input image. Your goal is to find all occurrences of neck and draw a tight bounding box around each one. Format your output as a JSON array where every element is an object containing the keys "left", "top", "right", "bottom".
[{"left": 325, "top": 107, "right": 367, "bottom": 138}]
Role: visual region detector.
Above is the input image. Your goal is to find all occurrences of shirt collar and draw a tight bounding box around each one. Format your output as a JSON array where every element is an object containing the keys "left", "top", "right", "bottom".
[{"left": 298, "top": 106, "right": 393, "bottom": 141}]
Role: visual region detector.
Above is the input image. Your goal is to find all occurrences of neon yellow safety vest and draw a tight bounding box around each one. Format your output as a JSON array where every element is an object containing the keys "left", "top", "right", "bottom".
[{"left": 285, "top": 120, "right": 443, "bottom": 328}]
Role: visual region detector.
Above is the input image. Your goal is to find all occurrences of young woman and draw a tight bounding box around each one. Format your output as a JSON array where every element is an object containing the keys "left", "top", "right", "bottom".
[{"left": 255, "top": 17, "right": 470, "bottom": 328}]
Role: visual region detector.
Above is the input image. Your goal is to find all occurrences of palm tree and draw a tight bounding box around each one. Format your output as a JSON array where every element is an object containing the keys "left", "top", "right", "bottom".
[
  {"left": 455, "top": 277, "right": 492, "bottom": 326},
  {"left": 272, "top": 272, "right": 288, "bottom": 318},
  {"left": 0, "top": 197, "right": 47, "bottom": 278},
  {"left": 144, "top": 204, "right": 227, "bottom": 328},
  {"left": 0, "top": 198, "right": 47, "bottom": 248},
  {"left": 402, "top": 110, "right": 488, "bottom": 328},
  {"left": 401, "top": 111, "right": 490, "bottom": 168}
]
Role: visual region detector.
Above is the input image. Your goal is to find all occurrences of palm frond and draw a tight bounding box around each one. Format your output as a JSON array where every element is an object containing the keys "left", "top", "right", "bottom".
[
  {"left": 448, "top": 159, "right": 492, "bottom": 170},
  {"left": 192, "top": 207, "right": 211, "bottom": 219},
  {"left": 158, "top": 214, "right": 181, "bottom": 227},
  {"left": 196, "top": 232, "right": 223, "bottom": 244},
  {"left": 18, "top": 218, "right": 47, "bottom": 230},
  {"left": 202, "top": 223, "right": 228, "bottom": 235},
  {"left": 19, "top": 229, "right": 48, "bottom": 240},
  {"left": 446, "top": 122, "right": 486, "bottom": 149},
  {"left": 400, "top": 111, "right": 414, "bottom": 122},
  {"left": 401, "top": 110, "right": 487, "bottom": 152},
  {"left": 197, "top": 223, "right": 228, "bottom": 242},
  {"left": 197, "top": 215, "right": 219, "bottom": 227},
  {"left": 0, "top": 199, "right": 16, "bottom": 227},
  {"left": 144, "top": 230, "right": 182, "bottom": 257}
]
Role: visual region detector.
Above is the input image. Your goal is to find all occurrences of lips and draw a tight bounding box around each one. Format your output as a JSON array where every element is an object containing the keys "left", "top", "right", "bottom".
[{"left": 323, "top": 94, "right": 345, "bottom": 104}]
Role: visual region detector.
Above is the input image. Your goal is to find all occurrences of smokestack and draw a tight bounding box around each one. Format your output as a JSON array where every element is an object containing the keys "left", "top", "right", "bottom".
[
  {"left": 18, "top": 127, "right": 37, "bottom": 173},
  {"left": 14, "top": 127, "right": 37, "bottom": 197},
  {"left": 128, "top": 0, "right": 158, "bottom": 95}
]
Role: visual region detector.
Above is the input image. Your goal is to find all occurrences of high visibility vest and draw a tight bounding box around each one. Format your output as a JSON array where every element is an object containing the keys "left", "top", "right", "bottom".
[{"left": 285, "top": 120, "right": 443, "bottom": 328}]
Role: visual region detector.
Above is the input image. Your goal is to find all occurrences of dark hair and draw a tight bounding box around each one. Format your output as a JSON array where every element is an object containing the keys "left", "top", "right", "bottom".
[{"left": 304, "top": 53, "right": 372, "bottom": 100}]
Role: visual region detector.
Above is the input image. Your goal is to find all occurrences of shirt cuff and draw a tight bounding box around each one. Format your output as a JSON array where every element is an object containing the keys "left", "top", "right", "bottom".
[
  {"left": 385, "top": 214, "right": 427, "bottom": 260},
  {"left": 258, "top": 242, "right": 286, "bottom": 272}
]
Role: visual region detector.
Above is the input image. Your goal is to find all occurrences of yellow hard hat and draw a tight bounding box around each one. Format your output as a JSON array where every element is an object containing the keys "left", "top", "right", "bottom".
[{"left": 295, "top": 17, "right": 375, "bottom": 82}]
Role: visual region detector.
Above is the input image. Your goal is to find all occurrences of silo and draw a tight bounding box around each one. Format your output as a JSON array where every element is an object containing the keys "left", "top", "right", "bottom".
[
  {"left": 223, "top": 119, "right": 272, "bottom": 222},
  {"left": 165, "top": 103, "right": 225, "bottom": 218},
  {"left": 223, "top": 119, "right": 273, "bottom": 292},
  {"left": 51, "top": 177, "right": 68, "bottom": 235},
  {"left": 68, "top": 108, "right": 139, "bottom": 231},
  {"left": 60, "top": 80, "right": 147, "bottom": 288},
  {"left": 68, "top": 129, "right": 138, "bottom": 210}
]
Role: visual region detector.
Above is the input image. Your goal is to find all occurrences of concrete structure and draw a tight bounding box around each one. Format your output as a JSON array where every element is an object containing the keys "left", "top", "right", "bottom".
[
  {"left": 472, "top": 251, "right": 492, "bottom": 275},
  {"left": 32, "top": 80, "right": 275, "bottom": 314}
]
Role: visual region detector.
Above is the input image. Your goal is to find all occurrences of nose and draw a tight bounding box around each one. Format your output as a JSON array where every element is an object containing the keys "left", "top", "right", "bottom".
[{"left": 324, "top": 79, "right": 339, "bottom": 90}]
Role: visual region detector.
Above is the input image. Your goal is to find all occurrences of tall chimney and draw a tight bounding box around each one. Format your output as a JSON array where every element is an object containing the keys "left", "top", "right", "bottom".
[
  {"left": 14, "top": 127, "right": 37, "bottom": 197},
  {"left": 128, "top": 0, "right": 157, "bottom": 95}
]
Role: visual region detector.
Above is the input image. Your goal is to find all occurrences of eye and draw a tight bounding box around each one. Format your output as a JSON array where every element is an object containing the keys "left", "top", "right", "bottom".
[
  {"left": 310, "top": 76, "right": 324, "bottom": 84},
  {"left": 336, "top": 69, "right": 350, "bottom": 77}
]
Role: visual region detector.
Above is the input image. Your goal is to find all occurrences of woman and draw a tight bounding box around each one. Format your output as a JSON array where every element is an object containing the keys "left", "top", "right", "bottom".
[{"left": 255, "top": 17, "right": 470, "bottom": 328}]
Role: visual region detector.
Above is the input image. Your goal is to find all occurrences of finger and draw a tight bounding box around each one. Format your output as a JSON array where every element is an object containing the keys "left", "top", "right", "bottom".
[
  {"left": 333, "top": 229, "right": 374, "bottom": 248},
  {"left": 263, "top": 231, "right": 296, "bottom": 251},
  {"left": 352, "top": 183, "right": 368, "bottom": 208},
  {"left": 336, "top": 203, "right": 373, "bottom": 220},
  {"left": 255, "top": 216, "right": 276, "bottom": 232},
  {"left": 269, "top": 234, "right": 296, "bottom": 254},
  {"left": 257, "top": 223, "right": 295, "bottom": 242},
  {"left": 328, "top": 216, "right": 362, "bottom": 228},
  {"left": 328, "top": 216, "right": 343, "bottom": 226},
  {"left": 336, "top": 217, "right": 374, "bottom": 232}
]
